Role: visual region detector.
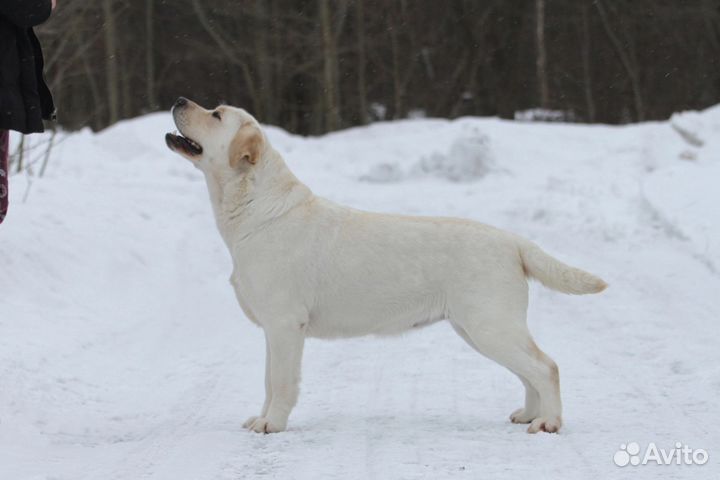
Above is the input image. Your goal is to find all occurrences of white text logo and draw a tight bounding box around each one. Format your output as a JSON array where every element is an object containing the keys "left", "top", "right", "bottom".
[{"left": 614, "top": 442, "right": 709, "bottom": 467}]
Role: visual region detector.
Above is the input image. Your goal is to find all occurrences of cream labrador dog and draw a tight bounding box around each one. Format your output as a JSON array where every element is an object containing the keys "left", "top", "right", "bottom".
[{"left": 165, "top": 97, "right": 606, "bottom": 435}]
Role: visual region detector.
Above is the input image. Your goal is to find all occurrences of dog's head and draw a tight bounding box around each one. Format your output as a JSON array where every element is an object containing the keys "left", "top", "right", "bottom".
[{"left": 165, "top": 97, "right": 267, "bottom": 175}]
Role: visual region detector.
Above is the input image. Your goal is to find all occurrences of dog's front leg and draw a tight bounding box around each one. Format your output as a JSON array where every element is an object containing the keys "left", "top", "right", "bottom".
[
  {"left": 246, "top": 317, "right": 306, "bottom": 433},
  {"left": 242, "top": 334, "right": 273, "bottom": 428}
]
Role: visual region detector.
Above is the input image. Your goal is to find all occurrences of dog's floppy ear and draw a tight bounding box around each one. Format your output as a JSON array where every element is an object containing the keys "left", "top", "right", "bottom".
[{"left": 229, "top": 124, "right": 264, "bottom": 168}]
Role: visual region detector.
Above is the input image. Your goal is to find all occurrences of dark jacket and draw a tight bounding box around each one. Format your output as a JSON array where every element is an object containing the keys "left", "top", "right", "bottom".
[{"left": 0, "top": 0, "right": 55, "bottom": 134}]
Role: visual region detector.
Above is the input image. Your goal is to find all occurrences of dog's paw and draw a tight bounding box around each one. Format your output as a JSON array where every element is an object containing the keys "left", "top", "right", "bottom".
[
  {"left": 243, "top": 416, "right": 260, "bottom": 429},
  {"left": 509, "top": 408, "right": 537, "bottom": 424},
  {"left": 245, "top": 416, "right": 285, "bottom": 434},
  {"left": 527, "top": 416, "right": 562, "bottom": 434}
]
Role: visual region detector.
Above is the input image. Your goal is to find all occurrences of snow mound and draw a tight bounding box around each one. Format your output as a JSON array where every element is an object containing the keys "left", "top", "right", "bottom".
[
  {"left": 361, "top": 161, "right": 405, "bottom": 183},
  {"left": 413, "top": 133, "right": 493, "bottom": 182},
  {"left": 669, "top": 104, "right": 720, "bottom": 156},
  {"left": 670, "top": 111, "right": 706, "bottom": 147},
  {"left": 362, "top": 130, "right": 493, "bottom": 183},
  {"left": 644, "top": 105, "right": 720, "bottom": 268},
  {"left": 644, "top": 161, "right": 720, "bottom": 268}
]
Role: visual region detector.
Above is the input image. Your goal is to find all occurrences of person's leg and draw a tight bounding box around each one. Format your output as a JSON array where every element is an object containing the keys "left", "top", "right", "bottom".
[{"left": 0, "top": 129, "right": 8, "bottom": 224}]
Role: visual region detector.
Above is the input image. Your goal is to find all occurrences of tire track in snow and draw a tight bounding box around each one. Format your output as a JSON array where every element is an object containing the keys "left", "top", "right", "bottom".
[
  {"left": 85, "top": 216, "right": 236, "bottom": 480},
  {"left": 76, "top": 368, "right": 229, "bottom": 480}
]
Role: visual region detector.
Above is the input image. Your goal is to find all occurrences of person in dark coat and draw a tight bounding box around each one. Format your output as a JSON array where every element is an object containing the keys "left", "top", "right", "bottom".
[{"left": 0, "top": 0, "right": 56, "bottom": 224}]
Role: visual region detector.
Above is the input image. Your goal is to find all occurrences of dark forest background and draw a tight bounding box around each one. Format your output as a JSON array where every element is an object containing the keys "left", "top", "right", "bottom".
[{"left": 36, "top": 0, "right": 720, "bottom": 135}]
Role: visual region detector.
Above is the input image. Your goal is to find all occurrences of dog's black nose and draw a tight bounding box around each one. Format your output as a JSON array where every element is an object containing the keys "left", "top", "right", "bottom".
[{"left": 175, "top": 97, "right": 188, "bottom": 108}]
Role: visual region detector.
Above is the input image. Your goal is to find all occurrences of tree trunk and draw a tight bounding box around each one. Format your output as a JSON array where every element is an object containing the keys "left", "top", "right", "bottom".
[
  {"left": 390, "top": 22, "right": 402, "bottom": 119},
  {"left": 146, "top": 0, "right": 157, "bottom": 110},
  {"left": 595, "top": 0, "right": 644, "bottom": 121},
  {"left": 271, "top": 0, "right": 283, "bottom": 124},
  {"left": 255, "top": 0, "right": 272, "bottom": 122},
  {"left": 319, "top": 0, "right": 340, "bottom": 130},
  {"left": 535, "top": 0, "right": 550, "bottom": 109},
  {"left": 102, "top": 0, "right": 119, "bottom": 125},
  {"left": 81, "top": 53, "right": 103, "bottom": 129},
  {"left": 120, "top": 44, "right": 131, "bottom": 118},
  {"left": 580, "top": 1, "right": 596, "bottom": 122},
  {"left": 355, "top": 0, "right": 368, "bottom": 124}
]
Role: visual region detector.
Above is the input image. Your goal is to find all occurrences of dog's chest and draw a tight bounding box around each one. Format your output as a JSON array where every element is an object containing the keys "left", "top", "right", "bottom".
[{"left": 229, "top": 272, "right": 263, "bottom": 326}]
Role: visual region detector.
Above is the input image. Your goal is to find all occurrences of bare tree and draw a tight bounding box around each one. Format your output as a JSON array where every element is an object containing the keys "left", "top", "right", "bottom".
[
  {"left": 580, "top": 1, "right": 596, "bottom": 122},
  {"left": 536, "top": 0, "right": 550, "bottom": 109},
  {"left": 102, "top": 0, "right": 120, "bottom": 124},
  {"left": 146, "top": 0, "right": 157, "bottom": 109},
  {"left": 355, "top": 0, "right": 368, "bottom": 124},
  {"left": 254, "top": 0, "right": 272, "bottom": 122},
  {"left": 595, "top": 0, "right": 645, "bottom": 121},
  {"left": 319, "top": 0, "right": 341, "bottom": 130}
]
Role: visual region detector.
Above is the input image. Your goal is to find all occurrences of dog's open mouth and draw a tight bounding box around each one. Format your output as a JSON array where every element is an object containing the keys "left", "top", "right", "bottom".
[{"left": 165, "top": 131, "right": 203, "bottom": 156}]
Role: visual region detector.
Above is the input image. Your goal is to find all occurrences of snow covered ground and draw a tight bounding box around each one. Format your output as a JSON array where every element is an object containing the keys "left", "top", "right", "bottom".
[{"left": 1, "top": 106, "right": 719, "bottom": 479}]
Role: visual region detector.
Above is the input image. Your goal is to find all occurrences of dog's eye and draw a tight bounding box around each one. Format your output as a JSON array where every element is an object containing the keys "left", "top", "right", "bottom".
[{"left": 212, "top": 111, "right": 222, "bottom": 120}]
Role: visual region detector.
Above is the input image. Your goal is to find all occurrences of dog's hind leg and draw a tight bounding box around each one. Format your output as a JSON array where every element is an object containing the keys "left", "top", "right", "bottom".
[
  {"left": 510, "top": 378, "right": 541, "bottom": 424},
  {"left": 450, "top": 304, "right": 562, "bottom": 433},
  {"left": 451, "top": 323, "right": 541, "bottom": 423}
]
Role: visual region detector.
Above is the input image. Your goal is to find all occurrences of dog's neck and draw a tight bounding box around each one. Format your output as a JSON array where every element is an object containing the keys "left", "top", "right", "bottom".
[{"left": 204, "top": 147, "right": 312, "bottom": 246}]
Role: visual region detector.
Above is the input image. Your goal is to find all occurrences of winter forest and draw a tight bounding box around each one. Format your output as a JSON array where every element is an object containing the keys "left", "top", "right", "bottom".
[{"left": 39, "top": 0, "right": 720, "bottom": 133}]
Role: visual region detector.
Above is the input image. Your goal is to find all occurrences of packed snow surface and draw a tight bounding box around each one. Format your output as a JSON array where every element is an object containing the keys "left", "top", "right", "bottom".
[{"left": 1, "top": 107, "right": 719, "bottom": 479}]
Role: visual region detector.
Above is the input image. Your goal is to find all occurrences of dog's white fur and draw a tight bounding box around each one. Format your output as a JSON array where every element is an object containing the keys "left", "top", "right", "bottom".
[{"left": 167, "top": 100, "right": 607, "bottom": 434}]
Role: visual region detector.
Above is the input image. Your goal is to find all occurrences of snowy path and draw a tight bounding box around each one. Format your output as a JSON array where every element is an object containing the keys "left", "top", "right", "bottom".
[{"left": 1, "top": 110, "right": 719, "bottom": 479}]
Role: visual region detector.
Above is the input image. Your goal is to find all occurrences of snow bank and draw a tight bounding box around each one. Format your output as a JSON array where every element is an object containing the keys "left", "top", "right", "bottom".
[
  {"left": 644, "top": 104, "right": 720, "bottom": 269},
  {"left": 361, "top": 123, "right": 493, "bottom": 182}
]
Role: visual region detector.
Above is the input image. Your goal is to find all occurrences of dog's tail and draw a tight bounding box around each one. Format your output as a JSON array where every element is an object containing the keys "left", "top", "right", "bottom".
[{"left": 518, "top": 240, "right": 607, "bottom": 295}]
